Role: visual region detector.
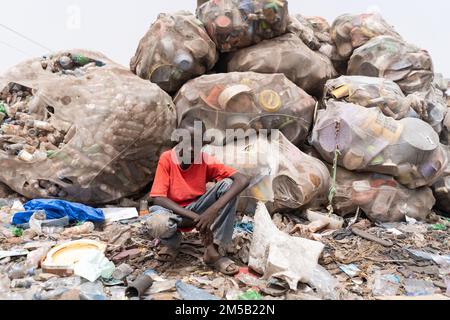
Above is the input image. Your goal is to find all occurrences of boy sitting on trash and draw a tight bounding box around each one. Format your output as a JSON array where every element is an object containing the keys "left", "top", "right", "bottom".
[{"left": 146, "top": 119, "right": 250, "bottom": 276}]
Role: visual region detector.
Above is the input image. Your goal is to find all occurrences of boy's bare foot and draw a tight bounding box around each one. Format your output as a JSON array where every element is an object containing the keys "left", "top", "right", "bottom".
[
  {"left": 204, "top": 244, "right": 239, "bottom": 276},
  {"left": 156, "top": 246, "right": 179, "bottom": 263}
]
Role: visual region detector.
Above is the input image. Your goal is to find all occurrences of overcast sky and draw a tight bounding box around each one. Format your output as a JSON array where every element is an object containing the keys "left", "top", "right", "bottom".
[{"left": 1, "top": 0, "right": 449, "bottom": 76}]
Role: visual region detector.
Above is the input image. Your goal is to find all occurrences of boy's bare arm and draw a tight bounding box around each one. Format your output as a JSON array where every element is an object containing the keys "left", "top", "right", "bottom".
[{"left": 195, "top": 172, "right": 250, "bottom": 233}]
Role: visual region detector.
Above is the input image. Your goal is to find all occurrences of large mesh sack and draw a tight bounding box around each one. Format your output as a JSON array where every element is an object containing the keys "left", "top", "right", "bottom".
[
  {"left": 331, "top": 13, "right": 402, "bottom": 61},
  {"left": 204, "top": 132, "right": 330, "bottom": 213},
  {"left": 0, "top": 50, "right": 176, "bottom": 205},
  {"left": 433, "top": 147, "right": 450, "bottom": 214},
  {"left": 331, "top": 166, "right": 435, "bottom": 222},
  {"left": 227, "top": 33, "right": 337, "bottom": 97},
  {"left": 348, "top": 36, "right": 434, "bottom": 95},
  {"left": 288, "top": 14, "right": 331, "bottom": 52},
  {"left": 442, "top": 111, "right": 450, "bottom": 145},
  {"left": 130, "top": 11, "right": 218, "bottom": 95},
  {"left": 287, "top": 14, "right": 346, "bottom": 76},
  {"left": 324, "top": 76, "right": 413, "bottom": 120},
  {"left": 174, "top": 72, "right": 316, "bottom": 146},
  {"left": 411, "top": 86, "right": 448, "bottom": 135},
  {"left": 311, "top": 100, "right": 448, "bottom": 189},
  {"left": 197, "top": 0, "right": 289, "bottom": 53}
]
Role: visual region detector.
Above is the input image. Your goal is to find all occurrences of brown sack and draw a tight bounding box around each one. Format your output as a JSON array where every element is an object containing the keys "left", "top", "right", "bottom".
[
  {"left": 174, "top": 72, "right": 316, "bottom": 146},
  {"left": 228, "top": 33, "right": 337, "bottom": 97},
  {"left": 0, "top": 50, "right": 176, "bottom": 205},
  {"left": 130, "top": 11, "right": 217, "bottom": 95}
]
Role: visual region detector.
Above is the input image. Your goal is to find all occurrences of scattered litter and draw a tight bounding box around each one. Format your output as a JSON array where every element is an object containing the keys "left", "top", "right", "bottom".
[
  {"left": 339, "top": 264, "right": 361, "bottom": 278},
  {"left": 404, "top": 279, "right": 439, "bottom": 297},
  {"left": 101, "top": 208, "right": 139, "bottom": 223},
  {"left": 176, "top": 280, "right": 219, "bottom": 301},
  {"left": 371, "top": 272, "right": 401, "bottom": 297},
  {"left": 0, "top": 249, "right": 29, "bottom": 260},
  {"left": 238, "top": 289, "right": 262, "bottom": 301}
]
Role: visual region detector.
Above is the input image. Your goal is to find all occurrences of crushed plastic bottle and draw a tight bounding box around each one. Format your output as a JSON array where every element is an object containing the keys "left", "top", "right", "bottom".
[
  {"left": 44, "top": 276, "right": 82, "bottom": 291},
  {"left": 308, "top": 265, "right": 339, "bottom": 300},
  {"left": 7, "top": 262, "right": 35, "bottom": 280},
  {"left": 371, "top": 271, "right": 401, "bottom": 296},
  {"left": 404, "top": 279, "right": 439, "bottom": 296},
  {"left": 79, "top": 281, "right": 106, "bottom": 300},
  {"left": 33, "top": 287, "right": 70, "bottom": 300}
]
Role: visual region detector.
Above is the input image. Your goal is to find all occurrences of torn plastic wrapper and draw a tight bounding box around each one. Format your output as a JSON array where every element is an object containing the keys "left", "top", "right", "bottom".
[
  {"left": 197, "top": 0, "right": 289, "bottom": 53},
  {"left": 331, "top": 13, "right": 402, "bottom": 60},
  {"left": 130, "top": 11, "right": 217, "bottom": 94},
  {"left": 311, "top": 100, "right": 448, "bottom": 189},
  {"left": 348, "top": 36, "right": 434, "bottom": 95},
  {"left": 0, "top": 50, "right": 176, "bottom": 205},
  {"left": 204, "top": 132, "right": 330, "bottom": 213},
  {"left": 174, "top": 72, "right": 316, "bottom": 147},
  {"left": 228, "top": 33, "right": 337, "bottom": 97},
  {"left": 249, "top": 202, "right": 326, "bottom": 291}
]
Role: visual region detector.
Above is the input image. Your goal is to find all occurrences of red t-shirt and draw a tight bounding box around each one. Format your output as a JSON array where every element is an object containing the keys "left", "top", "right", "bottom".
[{"left": 150, "top": 150, "right": 237, "bottom": 207}]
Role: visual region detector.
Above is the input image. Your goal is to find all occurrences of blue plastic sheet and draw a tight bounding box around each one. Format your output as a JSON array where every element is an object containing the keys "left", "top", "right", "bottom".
[{"left": 12, "top": 199, "right": 105, "bottom": 225}]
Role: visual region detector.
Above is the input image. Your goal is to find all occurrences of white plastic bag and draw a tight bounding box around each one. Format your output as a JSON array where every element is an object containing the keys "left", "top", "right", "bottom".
[{"left": 249, "top": 202, "right": 325, "bottom": 290}]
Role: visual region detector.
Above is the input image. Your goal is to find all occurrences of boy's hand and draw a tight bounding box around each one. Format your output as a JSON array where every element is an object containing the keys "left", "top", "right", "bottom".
[{"left": 195, "top": 208, "right": 219, "bottom": 234}]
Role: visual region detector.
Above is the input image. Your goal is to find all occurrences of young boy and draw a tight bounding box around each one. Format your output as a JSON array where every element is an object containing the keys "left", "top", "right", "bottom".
[{"left": 147, "top": 121, "right": 250, "bottom": 276}]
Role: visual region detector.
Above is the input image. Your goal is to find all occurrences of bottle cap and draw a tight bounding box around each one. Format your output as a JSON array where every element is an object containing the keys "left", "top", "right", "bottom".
[
  {"left": 214, "top": 16, "right": 232, "bottom": 34},
  {"left": 259, "top": 90, "right": 282, "bottom": 112}
]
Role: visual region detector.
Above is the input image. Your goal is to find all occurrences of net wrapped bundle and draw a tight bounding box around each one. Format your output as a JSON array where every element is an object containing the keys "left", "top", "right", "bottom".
[
  {"left": 174, "top": 72, "right": 316, "bottom": 146},
  {"left": 324, "top": 76, "right": 413, "bottom": 120},
  {"left": 331, "top": 13, "right": 402, "bottom": 61},
  {"left": 331, "top": 167, "right": 435, "bottom": 222},
  {"left": 287, "top": 14, "right": 347, "bottom": 75},
  {"left": 0, "top": 50, "right": 176, "bottom": 205},
  {"left": 348, "top": 36, "right": 434, "bottom": 95},
  {"left": 411, "top": 86, "right": 448, "bottom": 135},
  {"left": 227, "top": 33, "right": 337, "bottom": 97},
  {"left": 433, "top": 147, "right": 450, "bottom": 214},
  {"left": 205, "top": 132, "right": 330, "bottom": 213},
  {"left": 311, "top": 101, "right": 448, "bottom": 189},
  {"left": 197, "top": 0, "right": 290, "bottom": 53},
  {"left": 130, "top": 11, "right": 218, "bottom": 95}
]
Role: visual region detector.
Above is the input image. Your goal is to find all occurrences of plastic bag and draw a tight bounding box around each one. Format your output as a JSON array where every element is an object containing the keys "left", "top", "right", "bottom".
[
  {"left": 331, "top": 13, "right": 402, "bottom": 60},
  {"left": 197, "top": 0, "right": 289, "bottom": 52},
  {"left": 311, "top": 100, "right": 448, "bottom": 189},
  {"left": 12, "top": 199, "right": 104, "bottom": 225},
  {"left": 249, "top": 202, "right": 325, "bottom": 290},
  {"left": 227, "top": 33, "right": 337, "bottom": 97},
  {"left": 348, "top": 36, "right": 434, "bottom": 95},
  {"left": 204, "top": 132, "right": 330, "bottom": 213},
  {"left": 174, "top": 72, "right": 316, "bottom": 146},
  {"left": 0, "top": 50, "right": 176, "bottom": 205},
  {"left": 331, "top": 166, "right": 435, "bottom": 222},
  {"left": 130, "top": 11, "right": 217, "bottom": 94},
  {"left": 324, "top": 76, "right": 413, "bottom": 120}
]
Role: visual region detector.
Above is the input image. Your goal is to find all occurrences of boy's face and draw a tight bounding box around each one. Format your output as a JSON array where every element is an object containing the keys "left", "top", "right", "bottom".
[{"left": 176, "top": 123, "right": 208, "bottom": 165}]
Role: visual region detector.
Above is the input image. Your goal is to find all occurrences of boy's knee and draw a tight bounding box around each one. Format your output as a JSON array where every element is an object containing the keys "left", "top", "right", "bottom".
[{"left": 145, "top": 208, "right": 180, "bottom": 239}]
